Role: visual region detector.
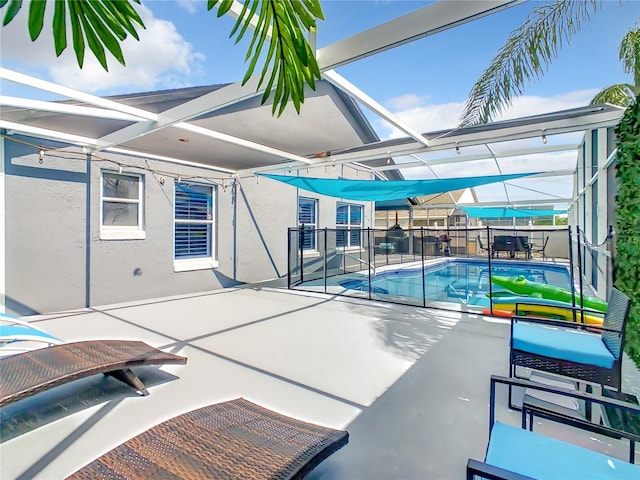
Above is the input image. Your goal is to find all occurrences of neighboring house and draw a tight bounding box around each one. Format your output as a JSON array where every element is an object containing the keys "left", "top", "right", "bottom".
[
  {"left": 375, "top": 188, "right": 478, "bottom": 229},
  {"left": 1, "top": 81, "right": 389, "bottom": 315}
]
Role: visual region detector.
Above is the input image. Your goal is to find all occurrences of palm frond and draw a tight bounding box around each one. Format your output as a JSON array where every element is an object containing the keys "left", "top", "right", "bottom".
[
  {"left": 619, "top": 26, "right": 640, "bottom": 87},
  {"left": 1, "top": 0, "right": 145, "bottom": 69},
  {"left": 209, "top": 0, "right": 324, "bottom": 116},
  {"left": 590, "top": 83, "right": 636, "bottom": 107},
  {"left": 460, "top": 0, "right": 602, "bottom": 127}
]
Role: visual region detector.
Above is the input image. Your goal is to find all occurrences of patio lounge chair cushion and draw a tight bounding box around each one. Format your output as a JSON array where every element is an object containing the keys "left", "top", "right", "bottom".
[
  {"left": 512, "top": 322, "right": 614, "bottom": 368},
  {"left": 67, "top": 397, "right": 348, "bottom": 480},
  {"left": 486, "top": 421, "right": 640, "bottom": 479},
  {"left": 0, "top": 325, "right": 62, "bottom": 344}
]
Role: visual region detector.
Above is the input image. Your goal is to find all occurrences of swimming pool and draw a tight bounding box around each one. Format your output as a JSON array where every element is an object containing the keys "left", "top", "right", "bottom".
[{"left": 337, "top": 258, "right": 572, "bottom": 308}]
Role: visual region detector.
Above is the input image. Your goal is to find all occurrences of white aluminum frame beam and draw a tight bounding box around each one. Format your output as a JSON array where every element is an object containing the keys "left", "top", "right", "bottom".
[
  {"left": 0, "top": 68, "right": 157, "bottom": 121},
  {"left": 321, "top": 106, "right": 625, "bottom": 166},
  {"left": 83, "top": 0, "right": 523, "bottom": 159},
  {"left": 1, "top": 120, "right": 237, "bottom": 174},
  {"left": 316, "top": 0, "right": 524, "bottom": 70},
  {"left": 371, "top": 143, "right": 580, "bottom": 172},
  {"left": 412, "top": 198, "right": 573, "bottom": 210},
  {"left": 1, "top": 95, "right": 145, "bottom": 122},
  {"left": 322, "top": 70, "right": 429, "bottom": 147},
  {"left": 1, "top": 70, "right": 313, "bottom": 165}
]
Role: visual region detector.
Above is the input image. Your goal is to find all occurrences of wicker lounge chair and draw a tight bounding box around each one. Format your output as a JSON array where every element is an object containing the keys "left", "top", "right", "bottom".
[
  {"left": 509, "top": 287, "right": 631, "bottom": 392},
  {"left": 466, "top": 375, "right": 640, "bottom": 480},
  {"left": 0, "top": 340, "right": 187, "bottom": 407},
  {"left": 67, "top": 397, "right": 349, "bottom": 480}
]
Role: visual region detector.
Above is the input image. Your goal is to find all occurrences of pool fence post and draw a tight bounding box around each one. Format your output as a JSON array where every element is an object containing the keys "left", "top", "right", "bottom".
[
  {"left": 324, "top": 228, "right": 328, "bottom": 294},
  {"left": 568, "top": 226, "right": 577, "bottom": 322},
  {"left": 421, "top": 227, "right": 426, "bottom": 308},
  {"left": 487, "top": 225, "right": 493, "bottom": 316},
  {"left": 367, "top": 228, "right": 372, "bottom": 301},
  {"left": 300, "top": 224, "right": 305, "bottom": 285},
  {"left": 287, "top": 227, "right": 292, "bottom": 289},
  {"left": 576, "top": 225, "right": 585, "bottom": 311}
]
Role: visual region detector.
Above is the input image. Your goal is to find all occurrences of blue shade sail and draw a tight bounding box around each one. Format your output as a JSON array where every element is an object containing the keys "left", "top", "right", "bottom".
[
  {"left": 259, "top": 172, "right": 539, "bottom": 201},
  {"left": 460, "top": 206, "right": 567, "bottom": 218}
]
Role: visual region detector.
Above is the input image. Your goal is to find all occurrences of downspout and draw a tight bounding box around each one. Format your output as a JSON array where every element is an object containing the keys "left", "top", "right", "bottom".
[
  {"left": 84, "top": 150, "right": 91, "bottom": 308},
  {"left": 232, "top": 178, "right": 237, "bottom": 281},
  {"left": 0, "top": 137, "right": 4, "bottom": 313}
]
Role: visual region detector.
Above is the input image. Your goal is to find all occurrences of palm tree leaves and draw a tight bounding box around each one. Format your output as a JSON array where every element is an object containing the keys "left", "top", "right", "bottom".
[
  {"left": 590, "top": 83, "right": 636, "bottom": 107},
  {"left": 2, "top": 0, "right": 322, "bottom": 116},
  {"left": 208, "top": 0, "right": 324, "bottom": 116},
  {"left": 590, "top": 26, "right": 640, "bottom": 107},
  {"left": 619, "top": 26, "right": 640, "bottom": 87},
  {"left": 460, "top": 0, "right": 602, "bottom": 127},
  {"left": 1, "top": 0, "right": 145, "bottom": 70}
]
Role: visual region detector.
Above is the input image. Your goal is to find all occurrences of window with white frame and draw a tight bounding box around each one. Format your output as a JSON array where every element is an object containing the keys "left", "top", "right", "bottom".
[
  {"left": 298, "top": 197, "right": 318, "bottom": 251},
  {"left": 174, "top": 182, "right": 216, "bottom": 269},
  {"left": 100, "top": 171, "right": 145, "bottom": 240},
  {"left": 336, "top": 202, "right": 363, "bottom": 248}
]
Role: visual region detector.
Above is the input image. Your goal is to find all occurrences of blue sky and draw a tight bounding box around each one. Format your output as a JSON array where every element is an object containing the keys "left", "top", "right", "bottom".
[{"left": 1, "top": 0, "right": 639, "bottom": 139}]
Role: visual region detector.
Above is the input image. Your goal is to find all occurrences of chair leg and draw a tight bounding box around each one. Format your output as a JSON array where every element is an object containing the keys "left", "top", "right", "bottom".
[{"left": 104, "top": 368, "right": 150, "bottom": 396}]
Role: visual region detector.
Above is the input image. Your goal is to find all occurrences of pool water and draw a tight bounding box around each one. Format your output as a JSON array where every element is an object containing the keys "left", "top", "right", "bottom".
[{"left": 339, "top": 259, "right": 571, "bottom": 308}]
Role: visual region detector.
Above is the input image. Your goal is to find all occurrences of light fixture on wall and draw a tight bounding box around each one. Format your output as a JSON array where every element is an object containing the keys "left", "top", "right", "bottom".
[
  {"left": 455, "top": 143, "right": 461, "bottom": 154},
  {"left": 542, "top": 131, "right": 547, "bottom": 144},
  {"left": 386, "top": 151, "right": 392, "bottom": 165},
  {"left": 38, "top": 149, "right": 44, "bottom": 164}
]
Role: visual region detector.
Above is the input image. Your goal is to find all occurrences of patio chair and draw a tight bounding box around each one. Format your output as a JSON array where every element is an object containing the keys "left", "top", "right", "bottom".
[
  {"left": 66, "top": 397, "right": 349, "bottom": 480},
  {"left": 530, "top": 236, "right": 549, "bottom": 259},
  {"left": 476, "top": 235, "right": 491, "bottom": 256},
  {"left": 0, "top": 314, "right": 63, "bottom": 353},
  {"left": 509, "top": 287, "right": 631, "bottom": 393},
  {"left": 466, "top": 375, "right": 640, "bottom": 480},
  {"left": 0, "top": 340, "right": 187, "bottom": 407}
]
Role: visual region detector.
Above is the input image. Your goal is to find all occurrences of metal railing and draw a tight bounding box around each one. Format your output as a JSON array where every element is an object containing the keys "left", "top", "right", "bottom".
[{"left": 287, "top": 225, "right": 592, "bottom": 315}]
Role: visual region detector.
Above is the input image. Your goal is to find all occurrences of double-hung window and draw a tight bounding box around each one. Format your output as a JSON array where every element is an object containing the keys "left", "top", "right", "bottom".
[
  {"left": 174, "top": 182, "right": 217, "bottom": 271},
  {"left": 298, "top": 197, "right": 318, "bottom": 251},
  {"left": 336, "top": 203, "right": 363, "bottom": 249},
  {"left": 100, "top": 171, "right": 145, "bottom": 240}
]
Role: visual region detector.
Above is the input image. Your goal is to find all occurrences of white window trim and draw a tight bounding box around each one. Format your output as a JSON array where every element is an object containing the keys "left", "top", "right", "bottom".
[
  {"left": 336, "top": 202, "right": 363, "bottom": 250},
  {"left": 298, "top": 197, "right": 318, "bottom": 252},
  {"left": 173, "top": 182, "right": 217, "bottom": 271},
  {"left": 174, "top": 257, "right": 219, "bottom": 272},
  {"left": 100, "top": 171, "right": 145, "bottom": 240}
]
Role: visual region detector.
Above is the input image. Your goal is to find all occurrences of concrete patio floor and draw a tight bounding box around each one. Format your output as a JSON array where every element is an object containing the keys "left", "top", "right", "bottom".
[{"left": 1, "top": 284, "right": 639, "bottom": 479}]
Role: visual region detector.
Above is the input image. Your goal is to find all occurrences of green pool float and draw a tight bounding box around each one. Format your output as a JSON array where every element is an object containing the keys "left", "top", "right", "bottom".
[{"left": 490, "top": 275, "right": 607, "bottom": 313}]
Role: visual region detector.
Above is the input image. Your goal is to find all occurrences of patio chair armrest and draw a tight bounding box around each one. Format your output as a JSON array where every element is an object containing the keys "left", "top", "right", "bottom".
[
  {"left": 466, "top": 459, "right": 535, "bottom": 480},
  {"left": 491, "top": 375, "right": 640, "bottom": 422},
  {"left": 510, "top": 315, "right": 585, "bottom": 329},
  {"left": 510, "top": 315, "right": 622, "bottom": 334}
]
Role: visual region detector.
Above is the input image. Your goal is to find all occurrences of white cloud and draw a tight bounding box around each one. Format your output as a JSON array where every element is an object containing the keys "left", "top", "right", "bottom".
[
  {"left": 176, "top": 0, "right": 201, "bottom": 14},
  {"left": 0, "top": 2, "right": 204, "bottom": 94},
  {"left": 376, "top": 101, "right": 464, "bottom": 139},
  {"left": 490, "top": 89, "right": 600, "bottom": 122},
  {"left": 378, "top": 90, "right": 600, "bottom": 140},
  {"left": 385, "top": 93, "right": 429, "bottom": 111}
]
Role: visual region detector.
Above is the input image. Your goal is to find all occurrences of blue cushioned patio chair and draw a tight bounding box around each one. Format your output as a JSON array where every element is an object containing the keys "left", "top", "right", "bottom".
[
  {"left": 466, "top": 375, "right": 640, "bottom": 480},
  {"left": 509, "top": 287, "right": 630, "bottom": 393},
  {"left": 0, "top": 313, "right": 63, "bottom": 355}
]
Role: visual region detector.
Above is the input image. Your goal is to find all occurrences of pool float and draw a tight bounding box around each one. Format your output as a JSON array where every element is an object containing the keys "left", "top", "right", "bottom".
[
  {"left": 490, "top": 275, "right": 607, "bottom": 313},
  {"left": 482, "top": 308, "right": 514, "bottom": 318},
  {"left": 488, "top": 296, "right": 604, "bottom": 326}
]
